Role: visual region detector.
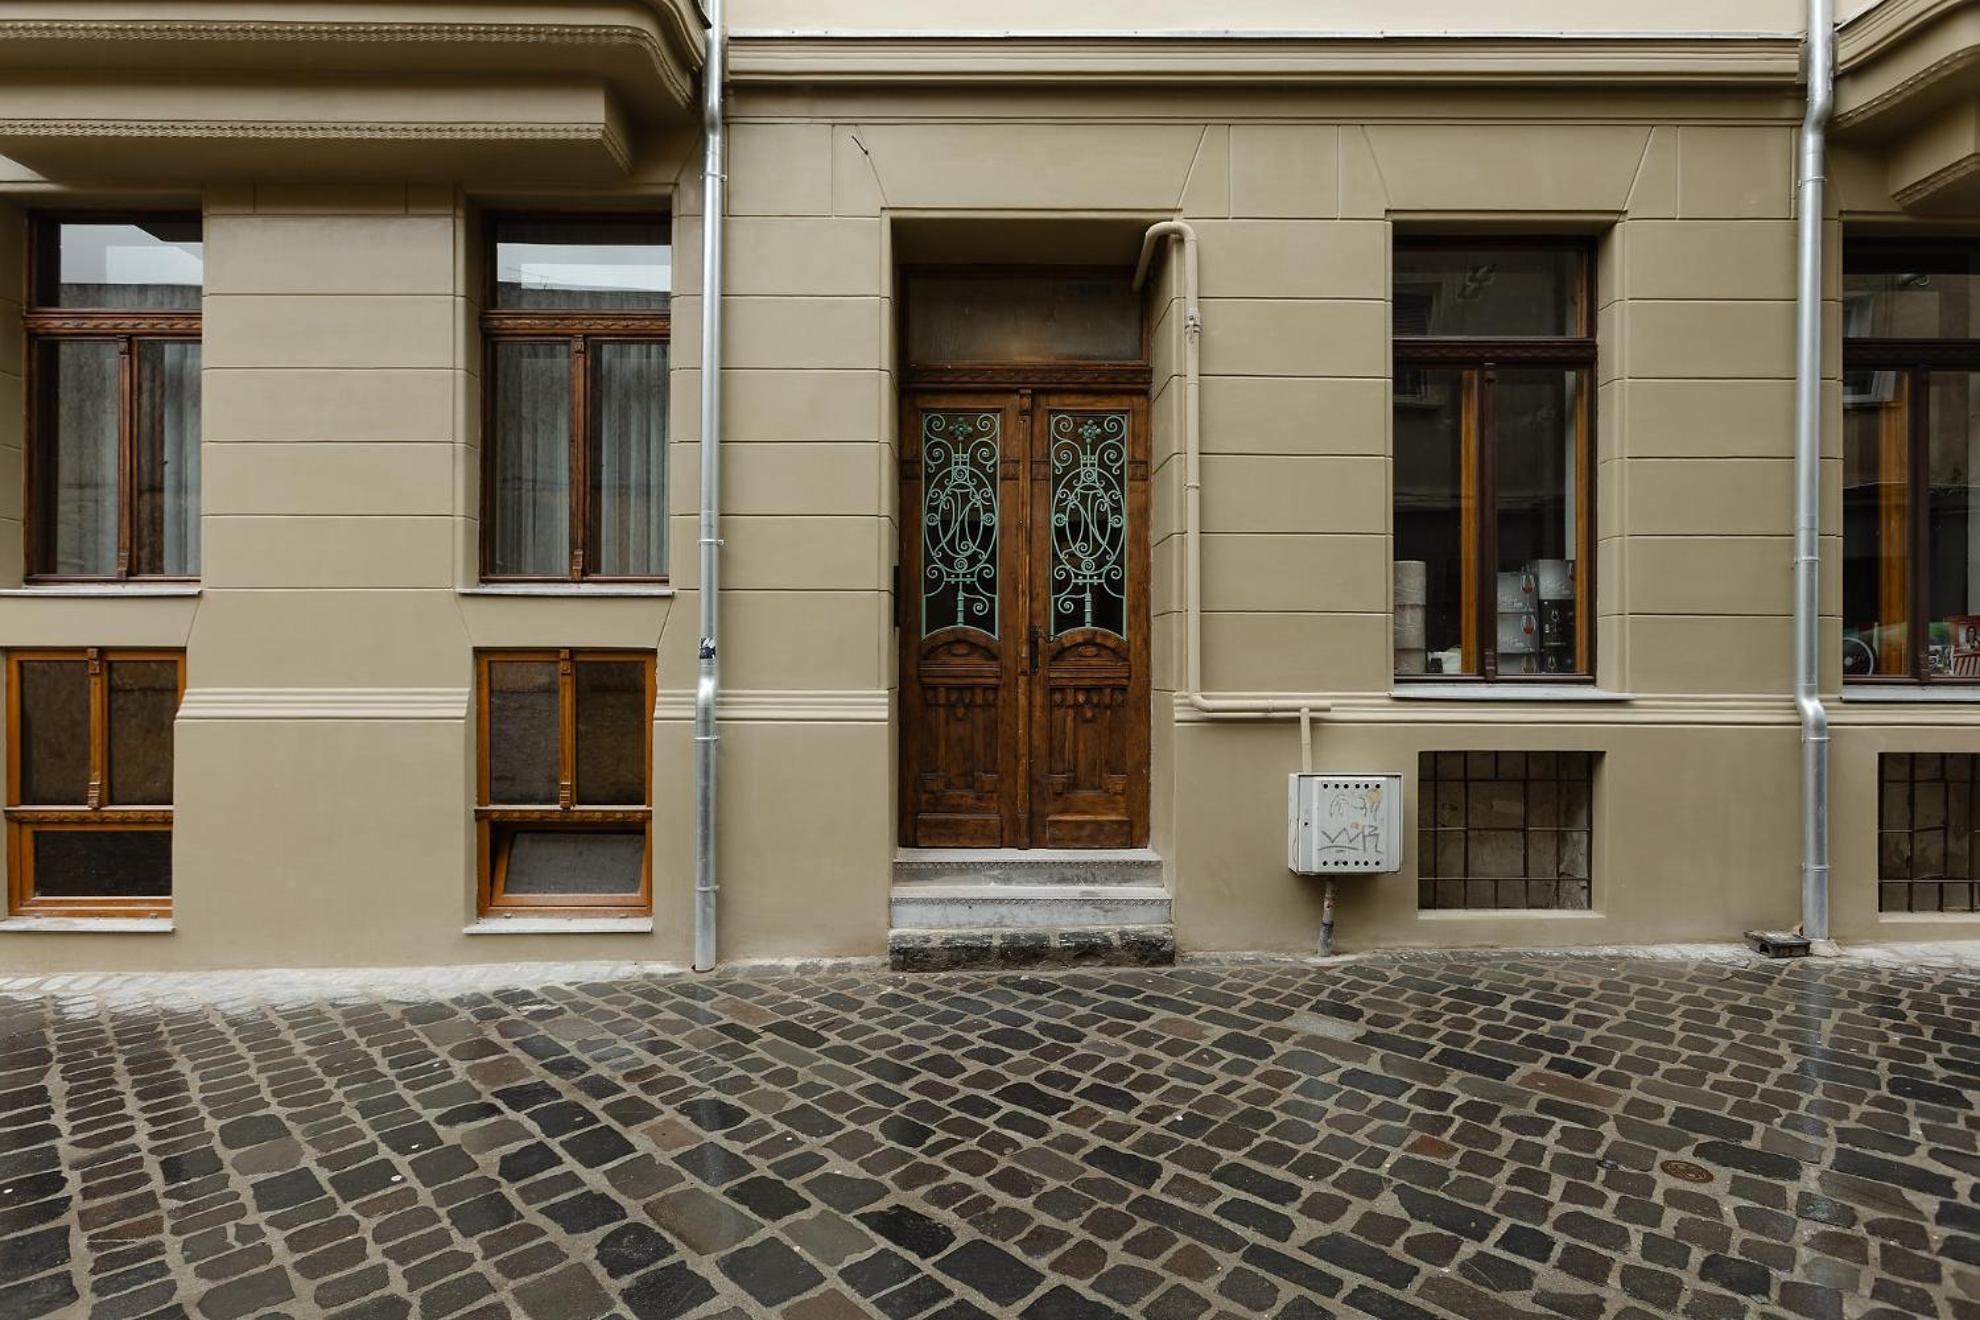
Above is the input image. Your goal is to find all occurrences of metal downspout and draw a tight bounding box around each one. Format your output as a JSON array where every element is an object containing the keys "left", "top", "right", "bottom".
[
  {"left": 693, "top": 0, "right": 727, "bottom": 973},
  {"left": 1794, "top": 0, "right": 1834, "bottom": 943}
]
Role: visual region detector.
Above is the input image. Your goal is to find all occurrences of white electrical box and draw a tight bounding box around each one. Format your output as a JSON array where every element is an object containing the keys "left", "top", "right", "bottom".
[{"left": 1288, "top": 774, "right": 1403, "bottom": 874}]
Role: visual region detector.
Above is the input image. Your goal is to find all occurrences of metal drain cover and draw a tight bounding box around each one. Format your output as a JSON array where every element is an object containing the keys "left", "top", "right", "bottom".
[{"left": 1660, "top": 1159, "right": 1715, "bottom": 1183}]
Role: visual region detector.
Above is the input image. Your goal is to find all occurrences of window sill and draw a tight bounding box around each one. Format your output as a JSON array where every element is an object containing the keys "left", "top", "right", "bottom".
[
  {"left": 1416, "top": 909, "right": 1603, "bottom": 920},
  {"left": 463, "top": 916, "right": 653, "bottom": 935},
  {"left": 459, "top": 585, "right": 674, "bottom": 599},
  {"left": 1842, "top": 685, "right": 1980, "bottom": 703},
  {"left": 1391, "top": 685, "right": 1632, "bottom": 702},
  {"left": 0, "top": 585, "right": 201, "bottom": 598},
  {"left": 0, "top": 915, "right": 173, "bottom": 933}
]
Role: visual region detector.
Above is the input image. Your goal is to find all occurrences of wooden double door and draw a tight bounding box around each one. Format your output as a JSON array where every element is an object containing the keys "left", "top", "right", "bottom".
[{"left": 900, "top": 391, "right": 1150, "bottom": 848}]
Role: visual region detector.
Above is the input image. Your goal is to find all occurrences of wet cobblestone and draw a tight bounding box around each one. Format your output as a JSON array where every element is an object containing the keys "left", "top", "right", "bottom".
[{"left": 0, "top": 953, "right": 1976, "bottom": 1318}]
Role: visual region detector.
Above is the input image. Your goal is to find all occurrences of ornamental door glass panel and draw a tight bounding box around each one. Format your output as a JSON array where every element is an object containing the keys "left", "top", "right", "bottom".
[{"left": 900, "top": 393, "right": 1148, "bottom": 849}]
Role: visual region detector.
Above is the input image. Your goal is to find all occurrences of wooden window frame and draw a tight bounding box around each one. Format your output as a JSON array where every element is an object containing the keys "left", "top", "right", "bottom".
[
  {"left": 4, "top": 647, "right": 183, "bottom": 917},
  {"left": 474, "top": 648, "right": 654, "bottom": 916},
  {"left": 1843, "top": 241, "right": 1980, "bottom": 684},
  {"left": 480, "top": 213, "right": 671, "bottom": 584},
  {"left": 24, "top": 213, "right": 203, "bottom": 584},
  {"left": 1392, "top": 239, "right": 1597, "bottom": 683}
]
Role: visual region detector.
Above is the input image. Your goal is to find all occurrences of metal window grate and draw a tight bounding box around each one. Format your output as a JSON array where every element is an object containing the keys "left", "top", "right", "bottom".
[
  {"left": 1878, "top": 753, "right": 1978, "bottom": 913},
  {"left": 1417, "top": 750, "right": 1593, "bottom": 910}
]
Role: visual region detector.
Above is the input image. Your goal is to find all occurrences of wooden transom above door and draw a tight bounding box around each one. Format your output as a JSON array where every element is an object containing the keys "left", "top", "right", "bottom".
[{"left": 899, "top": 391, "right": 1150, "bottom": 849}]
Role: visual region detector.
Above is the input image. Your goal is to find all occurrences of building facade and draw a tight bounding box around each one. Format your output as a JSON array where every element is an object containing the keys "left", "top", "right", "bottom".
[{"left": 0, "top": 0, "right": 1976, "bottom": 971}]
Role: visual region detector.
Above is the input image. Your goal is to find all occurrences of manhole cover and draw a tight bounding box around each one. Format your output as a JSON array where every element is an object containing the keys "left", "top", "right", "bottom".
[{"left": 1660, "top": 1159, "right": 1714, "bottom": 1184}]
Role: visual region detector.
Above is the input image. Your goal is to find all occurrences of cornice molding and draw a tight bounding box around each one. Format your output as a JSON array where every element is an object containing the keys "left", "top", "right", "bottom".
[
  {"left": 1835, "top": 0, "right": 1980, "bottom": 136},
  {"left": 0, "top": 118, "right": 631, "bottom": 171},
  {"left": 179, "top": 688, "right": 469, "bottom": 721},
  {"left": 728, "top": 34, "right": 1802, "bottom": 89},
  {"left": 0, "top": 11, "right": 705, "bottom": 115},
  {"left": 1839, "top": 0, "right": 1971, "bottom": 67}
]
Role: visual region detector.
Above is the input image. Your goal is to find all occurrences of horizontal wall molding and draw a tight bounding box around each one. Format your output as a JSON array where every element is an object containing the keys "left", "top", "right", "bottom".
[
  {"left": 1164, "top": 691, "right": 1980, "bottom": 728},
  {"left": 655, "top": 689, "right": 889, "bottom": 723},
  {"left": 179, "top": 688, "right": 469, "bottom": 721},
  {"left": 730, "top": 34, "right": 1801, "bottom": 89}
]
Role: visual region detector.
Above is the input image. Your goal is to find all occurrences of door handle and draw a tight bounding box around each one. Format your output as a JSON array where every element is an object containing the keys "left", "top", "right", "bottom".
[{"left": 1028, "top": 625, "right": 1041, "bottom": 676}]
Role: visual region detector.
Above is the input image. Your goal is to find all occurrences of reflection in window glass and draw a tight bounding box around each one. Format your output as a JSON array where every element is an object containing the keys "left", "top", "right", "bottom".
[
  {"left": 575, "top": 661, "right": 646, "bottom": 806},
  {"left": 1392, "top": 248, "right": 1581, "bottom": 338},
  {"left": 30, "top": 830, "right": 172, "bottom": 898},
  {"left": 1927, "top": 373, "right": 1980, "bottom": 678},
  {"left": 906, "top": 273, "right": 1142, "bottom": 364},
  {"left": 494, "top": 220, "right": 669, "bottom": 311},
  {"left": 41, "top": 220, "right": 203, "bottom": 310},
  {"left": 589, "top": 342, "right": 669, "bottom": 578},
  {"left": 1393, "top": 369, "right": 1469, "bottom": 675},
  {"left": 18, "top": 660, "right": 90, "bottom": 806},
  {"left": 107, "top": 661, "right": 179, "bottom": 806},
  {"left": 136, "top": 340, "right": 202, "bottom": 577},
  {"left": 500, "top": 830, "right": 644, "bottom": 896},
  {"left": 1843, "top": 371, "right": 1912, "bottom": 677},
  {"left": 1495, "top": 371, "right": 1578, "bottom": 677},
  {"left": 1845, "top": 249, "right": 1980, "bottom": 341}
]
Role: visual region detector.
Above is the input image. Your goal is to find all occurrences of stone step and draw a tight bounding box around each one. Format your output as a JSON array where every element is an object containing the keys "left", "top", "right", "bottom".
[
  {"left": 889, "top": 926, "right": 1176, "bottom": 972},
  {"left": 892, "top": 847, "right": 1163, "bottom": 889},
  {"left": 890, "top": 882, "right": 1170, "bottom": 930}
]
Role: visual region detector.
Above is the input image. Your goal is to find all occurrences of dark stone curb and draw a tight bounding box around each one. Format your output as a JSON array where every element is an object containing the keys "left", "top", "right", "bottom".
[{"left": 888, "top": 925, "right": 1176, "bottom": 971}]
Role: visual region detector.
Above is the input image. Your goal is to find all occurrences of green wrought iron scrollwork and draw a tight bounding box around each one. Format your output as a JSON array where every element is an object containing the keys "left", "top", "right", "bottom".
[
  {"left": 920, "top": 410, "right": 1001, "bottom": 638},
  {"left": 1049, "top": 411, "right": 1128, "bottom": 639}
]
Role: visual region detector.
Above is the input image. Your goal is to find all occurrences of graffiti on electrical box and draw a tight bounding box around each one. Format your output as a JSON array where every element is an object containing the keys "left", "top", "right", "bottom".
[{"left": 1311, "top": 782, "right": 1387, "bottom": 867}]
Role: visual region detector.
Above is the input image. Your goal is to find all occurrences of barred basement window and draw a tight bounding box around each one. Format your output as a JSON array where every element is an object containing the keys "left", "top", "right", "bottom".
[
  {"left": 1879, "top": 753, "right": 1978, "bottom": 913},
  {"left": 475, "top": 649, "right": 653, "bottom": 915},
  {"left": 5, "top": 648, "right": 183, "bottom": 916},
  {"left": 1417, "top": 751, "right": 1592, "bottom": 910}
]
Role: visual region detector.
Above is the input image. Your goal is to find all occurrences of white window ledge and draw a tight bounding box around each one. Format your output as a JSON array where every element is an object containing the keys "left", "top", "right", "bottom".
[
  {"left": 0, "top": 916, "right": 173, "bottom": 933},
  {"left": 1392, "top": 685, "right": 1633, "bottom": 702},
  {"left": 1416, "top": 909, "right": 1605, "bottom": 920},
  {"left": 463, "top": 917, "right": 653, "bottom": 935},
  {"left": 458, "top": 585, "right": 675, "bottom": 599},
  {"left": 1842, "top": 685, "right": 1980, "bottom": 703},
  {"left": 0, "top": 585, "right": 201, "bottom": 598}
]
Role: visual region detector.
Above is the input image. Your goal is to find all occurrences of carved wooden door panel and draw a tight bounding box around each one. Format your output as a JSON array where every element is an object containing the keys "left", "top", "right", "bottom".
[
  {"left": 900, "top": 397, "right": 1025, "bottom": 846},
  {"left": 901, "top": 392, "right": 1147, "bottom": 848},
  {"left": 1028, "top": 397, "right": 1149, "bottom": 847}
]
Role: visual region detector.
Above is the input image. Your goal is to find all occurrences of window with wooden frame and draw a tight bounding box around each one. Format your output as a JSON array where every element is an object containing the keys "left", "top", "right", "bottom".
[
  {"left": 26, "top": 216, "right": 203, "bottom": 581},
  {"left": 1843, "top": 241, "right": 1980, "bottom": 683},
  {"left": 481, "top": 217, "right": 670, "bottom": 583},
  {"left": 1392, "top": 242, "right": 1595, "bottom": 680},
  {"left": 475, "top": 650, "right": 653, "bottom": 915},
  {"left": 5, "top": 649, "right": 182, "bottom": 916}
]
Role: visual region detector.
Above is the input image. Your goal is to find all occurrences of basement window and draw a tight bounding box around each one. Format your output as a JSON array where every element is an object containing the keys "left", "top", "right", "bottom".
[
  {"left": 475, "top": 649, "right": 653, "bottom": 916},
  {"left": 1417, "top": 750, "right": 1593, "bottom": 910},
  {"left": 1879, "top": 753, "right": 1978, "bottom": 913}
]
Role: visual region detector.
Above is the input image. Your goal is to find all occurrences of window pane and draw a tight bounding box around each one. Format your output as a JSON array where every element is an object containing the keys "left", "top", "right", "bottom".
[
  {"left": 490, "top": 342, "right": 571, "bottom": 577},
  {"left": 1495, "top": 370, "right": 1581, "bottom": 676},
  {"left": 1394, "top": 368, "right": 1469, "bottom": 675},
  {"left": 1927, "top": 372, "right": 1980, "bottom": 679},
  {"left": 33, "top": 340, "right": 120, "bottom": 577},
  {"left": 40, "top": 219, "right": 203, "bottom": 310},
  {"left": 499, "top": 829, "right": 644, "bottom": 896},
  {"left": 1843, "top": 370, "right": 1911, "bottom": 677},
  {"left": 18, "top": 660, "right": 89, "bottom": 805},
  {"left": 30, "top": 829, "right": 171, "bottom": 899},
  {"left": 1845, "top": 247, "right": 1980, "bottom": 340},
  {"left": 487, "top": 661, "right": 559, "bottom": 804},
  {"left": 136, "top": 341, "right": 201, "bottom": 577},
  {"left": 905, "top": 274, "right": 1142, "bottom": 364},
  {"left": 920, "top": 409, "right": 1003, "bottom": 638},
  {"left": 575, "top": 661, "right": 647, "bottom": 806},
  {"left": 1393, "top": 248, "right": 1581, "bottom": 337},
  {"left": 494, "top": 220, "right": 669, "bottom": 311},
  {"left": 589, "top": 342, "right": 668, "bottom": 577},
  {"left": 108, "top": 660, "right": 178, "bottom": 806},
  {"left": 1047, "top": 410, "right": 1129, "bottom": 639}
]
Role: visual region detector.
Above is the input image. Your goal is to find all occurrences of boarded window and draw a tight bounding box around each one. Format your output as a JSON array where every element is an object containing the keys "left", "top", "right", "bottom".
[
  {"left": 1879, "top": 754, "right": 1977, "bottom": 913},
  {"left": 1417, "top": 751, "right": 1593, "bottom": 910}
]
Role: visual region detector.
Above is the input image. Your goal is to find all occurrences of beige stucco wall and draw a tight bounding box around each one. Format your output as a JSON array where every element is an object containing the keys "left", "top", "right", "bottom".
[{"left": 0, "top": 4, "right": 1975, "bottom": 971}]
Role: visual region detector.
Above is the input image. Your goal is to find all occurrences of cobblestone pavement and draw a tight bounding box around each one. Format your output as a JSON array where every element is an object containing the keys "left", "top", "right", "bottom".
[{"left": 2, "top": 954, "right": 1977, "bottom": 1320}]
